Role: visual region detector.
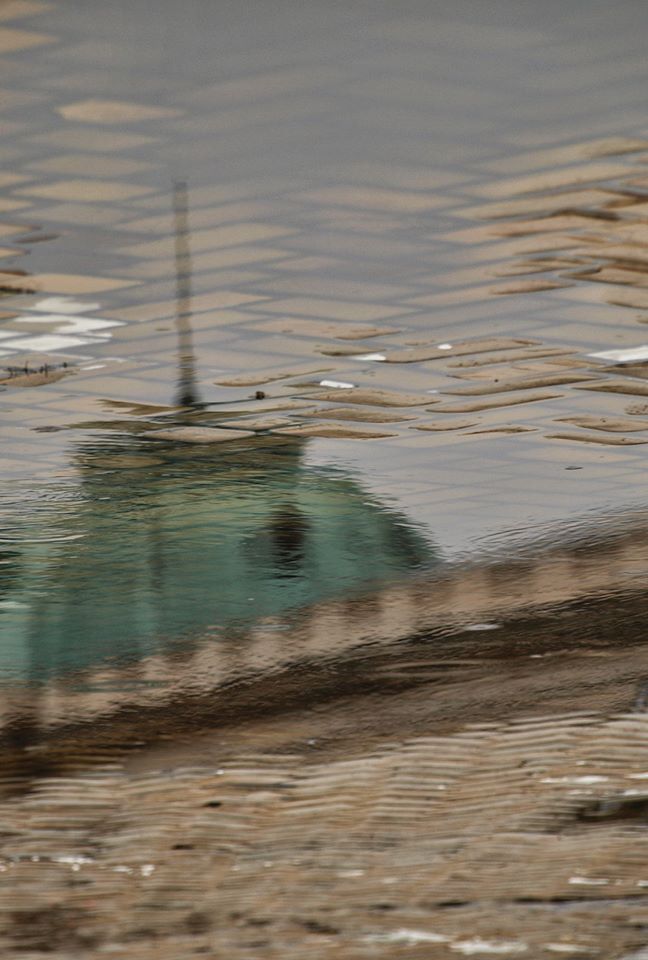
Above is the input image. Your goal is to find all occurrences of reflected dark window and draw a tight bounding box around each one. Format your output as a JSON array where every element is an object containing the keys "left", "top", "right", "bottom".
[
  {"left": 267, "top": 505, "right": 310, "bottom": 575},
  {"left": 0, "top": 550, "right": 21, "bottom": 598},
  {"left": 0, "top": 439, "right": 439, "bottom": 682}
]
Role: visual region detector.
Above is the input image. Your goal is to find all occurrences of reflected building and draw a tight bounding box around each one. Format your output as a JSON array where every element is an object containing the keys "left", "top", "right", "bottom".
[
  {"left": 0, "top": 181, "right": 438, "bottom": 688},
  {"left": 0, "top": 437, "right": 437, "bottom": 683},
  {"left": 5, "top": 439, "right": 648, "bottom": 745}
]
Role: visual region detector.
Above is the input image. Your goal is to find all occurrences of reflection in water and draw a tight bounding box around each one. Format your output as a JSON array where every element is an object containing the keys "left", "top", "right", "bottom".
[
  {"left": 0, "top": 550, "right": 21, "bottom": 599},
  {"left": 267, "top": 504, "right": 310, "bottom": 575},
  {"left": 0, "top": 439, "right": 437, "bottom": 683},
  {"left": 172, "top": 179, "right": 201, "bottom": 408}
]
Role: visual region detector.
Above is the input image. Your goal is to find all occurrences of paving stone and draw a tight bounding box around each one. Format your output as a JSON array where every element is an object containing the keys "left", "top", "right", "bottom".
[{"left": 145, "top": 425, "right": 255, "bottom": 443}]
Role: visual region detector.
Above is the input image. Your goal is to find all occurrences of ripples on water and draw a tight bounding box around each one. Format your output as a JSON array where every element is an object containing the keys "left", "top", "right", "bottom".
[{"left": 3, "top": 0, "right": 648, "bottom": 955}]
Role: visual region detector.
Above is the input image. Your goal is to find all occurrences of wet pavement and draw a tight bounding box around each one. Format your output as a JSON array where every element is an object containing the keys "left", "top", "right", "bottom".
[{"left": 3, "top": 0, "right": 648, "bottom": 957}]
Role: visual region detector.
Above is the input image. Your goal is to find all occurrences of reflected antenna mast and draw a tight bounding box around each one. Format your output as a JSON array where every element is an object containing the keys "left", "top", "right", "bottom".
[{"left": 173, "top": 179, "right": 201, "bottom": 407}]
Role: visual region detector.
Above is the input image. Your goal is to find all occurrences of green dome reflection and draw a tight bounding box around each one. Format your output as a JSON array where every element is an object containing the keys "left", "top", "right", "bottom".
[{"left": 0, "top": 437, "right": 438, "bottom": 682}]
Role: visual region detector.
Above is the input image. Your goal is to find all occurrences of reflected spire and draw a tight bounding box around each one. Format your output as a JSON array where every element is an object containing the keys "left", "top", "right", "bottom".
[{"left": 173, "top": 179, "right": 201, "bottom": 407}]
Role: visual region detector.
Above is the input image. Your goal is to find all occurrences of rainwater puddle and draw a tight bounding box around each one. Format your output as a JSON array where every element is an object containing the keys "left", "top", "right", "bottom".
[{"left": 2, "top": 0, "right": 648, "bottom": 956}]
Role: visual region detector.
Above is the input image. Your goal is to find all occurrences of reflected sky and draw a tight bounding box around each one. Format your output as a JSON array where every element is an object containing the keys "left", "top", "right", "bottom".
[{"left": 2, "top": 0, "right": 648, "bottom": 558}]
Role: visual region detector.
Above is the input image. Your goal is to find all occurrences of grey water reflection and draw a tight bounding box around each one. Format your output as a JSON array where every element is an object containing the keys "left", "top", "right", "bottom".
[{"left": 0, "top": 438, "right": 437, "bottom": 683}]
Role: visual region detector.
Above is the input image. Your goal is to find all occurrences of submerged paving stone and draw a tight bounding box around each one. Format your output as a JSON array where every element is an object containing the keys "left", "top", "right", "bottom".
[
  {"left": 145, "top": 425, "right": 255, "bottom": 443},
  {"left": 57, "top": 98, "right": 182, "bottom": 123},
  {"left": 0, "top": 273, "right": 139, "bottom": 294}
]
